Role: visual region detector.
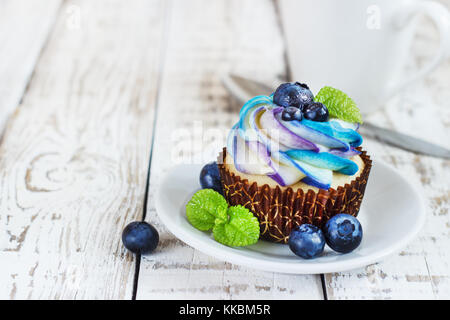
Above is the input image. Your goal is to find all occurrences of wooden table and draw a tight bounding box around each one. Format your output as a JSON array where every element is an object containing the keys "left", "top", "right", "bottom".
[{"left": 0, "top": 0, "right": 449, "bottom": 300}]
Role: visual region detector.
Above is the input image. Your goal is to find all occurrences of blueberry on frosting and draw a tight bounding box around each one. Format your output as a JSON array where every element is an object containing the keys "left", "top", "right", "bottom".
[{"left": 303, "top": 102, "right": 329, "bottom": 122}]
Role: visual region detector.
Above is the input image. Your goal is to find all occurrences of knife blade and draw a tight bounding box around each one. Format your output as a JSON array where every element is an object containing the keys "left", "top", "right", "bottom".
[{"left": 221, "top": 73, "right": 450, "bottom": 159}]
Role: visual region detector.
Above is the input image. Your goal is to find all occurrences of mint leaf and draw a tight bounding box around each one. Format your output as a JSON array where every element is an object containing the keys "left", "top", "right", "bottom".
[
  {"left": 315, "top": 86, "right": 363, "bottom": 124},
  {"left": 213, "top": 205, "right": 260, "bottom": 247},
  {"left": 186, "top": 189, "right": 228, "bottom": 231}
]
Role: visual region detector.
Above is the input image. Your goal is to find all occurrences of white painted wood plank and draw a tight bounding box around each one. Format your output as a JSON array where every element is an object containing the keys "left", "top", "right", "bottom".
[
  {"left": 137, "top": 0, "right": 323, "bottom": 300},
  {"left": 0, "top": 0, "right": 165, "bottom": 299},
  {"left": 0, "top": 0, "right": 61, "bottom": 133},
  {"left": 325, "top": 19, "right": 450, "bottom": 299}
]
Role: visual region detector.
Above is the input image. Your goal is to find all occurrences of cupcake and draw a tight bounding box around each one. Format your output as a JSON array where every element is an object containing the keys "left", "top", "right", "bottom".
[{"left": 218, "top": 83, "right": 372, "bottom": 243}]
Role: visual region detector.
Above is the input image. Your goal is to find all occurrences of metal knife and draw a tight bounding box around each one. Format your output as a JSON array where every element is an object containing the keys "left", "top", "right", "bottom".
[{"left": 222, "top": 73, "right": 450, "bottom": 159}]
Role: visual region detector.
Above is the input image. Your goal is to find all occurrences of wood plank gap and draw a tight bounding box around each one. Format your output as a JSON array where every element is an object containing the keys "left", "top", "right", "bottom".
[
  {"left": 132, "top": 253, "right": 142, "bottom": 300},
  {"left": 132, "top": 0, "right": 173, "bottom": 301},
  {"left": 320, "top": 274, "right": 328, "bottom": 300}
]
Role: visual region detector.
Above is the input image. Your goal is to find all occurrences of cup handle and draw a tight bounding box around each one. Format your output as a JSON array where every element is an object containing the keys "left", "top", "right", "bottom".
[{"left": 385, "top": 0, "right": 450, "bottom": 98}]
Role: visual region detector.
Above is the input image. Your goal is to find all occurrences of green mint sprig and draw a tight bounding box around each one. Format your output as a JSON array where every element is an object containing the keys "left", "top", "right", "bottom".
[
  {"left": 186, "top": 189, "right": 260, "bottom": 246},
  {"left": 315, "top": 86, "right": 363, "bottom": 124}
]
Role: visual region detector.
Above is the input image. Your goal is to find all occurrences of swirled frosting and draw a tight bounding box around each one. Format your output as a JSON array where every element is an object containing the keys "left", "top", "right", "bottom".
[{"left": 226, "top": 95, "right": 363, "bottom": 189}]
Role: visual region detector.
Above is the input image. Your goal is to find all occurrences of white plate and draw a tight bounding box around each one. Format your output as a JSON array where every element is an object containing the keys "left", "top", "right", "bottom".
[{"left": 155, "top": 160, "right": 426, "bottom": 274}]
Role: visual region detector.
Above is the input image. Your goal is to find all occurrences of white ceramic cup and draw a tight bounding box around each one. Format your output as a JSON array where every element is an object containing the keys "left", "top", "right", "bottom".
[{"left": 279, "top": 0, "right": 450, "bottom": 114}]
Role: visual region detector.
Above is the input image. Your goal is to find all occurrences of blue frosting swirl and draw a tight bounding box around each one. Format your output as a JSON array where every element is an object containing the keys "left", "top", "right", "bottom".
[{"left": 227, "top": 95, "right": 363, "bottom": 189}]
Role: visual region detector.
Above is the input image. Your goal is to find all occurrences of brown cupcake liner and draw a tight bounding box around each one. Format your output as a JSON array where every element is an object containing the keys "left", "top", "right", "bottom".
[{"left": 218, "top": 147, "right": 372, "bottom": 243}]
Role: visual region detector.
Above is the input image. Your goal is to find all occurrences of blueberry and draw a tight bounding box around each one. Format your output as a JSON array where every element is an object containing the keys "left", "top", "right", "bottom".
[
  {"left": 303, "top": 102, "right": 329, "bottom": 122},
  {"left": 200, "top": 162, "right": 224, "bottom": 195},
  {"left": 323, "top": 214, "right": 362, "bottom": 253},
  {"left": 288, "top": 224, "right": 325, "bottom": 259},
  {"left": 273, "top": 82, "right": 314, "bottom": 110},
  {"left": 122, "top": 221, "right": 159, "bottom": 254},
  {"left": 281, "top": 106, "right": 303, "bottom": 122}
]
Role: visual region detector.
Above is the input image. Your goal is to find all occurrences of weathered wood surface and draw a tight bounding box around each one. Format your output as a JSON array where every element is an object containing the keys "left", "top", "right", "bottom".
[
  {"left": 0, "top": 0, "right": 61, "bottom": 133},
  {"left": 0, "top": 0, "right": 164, "bottom": 299},
  {"left": 137, "top": 0, "right": 324, "bottom": 299},
  {"left": 324, "top": 17, "right": 450, "bottom": 299}
]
